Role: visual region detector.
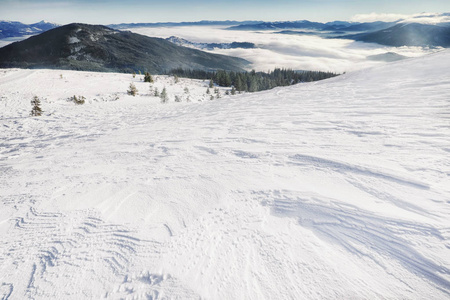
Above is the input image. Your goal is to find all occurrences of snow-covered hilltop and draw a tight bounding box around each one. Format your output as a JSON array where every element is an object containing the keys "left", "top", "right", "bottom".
[{"left": 0, "top": 50, "right": 449, "bottom": 299}]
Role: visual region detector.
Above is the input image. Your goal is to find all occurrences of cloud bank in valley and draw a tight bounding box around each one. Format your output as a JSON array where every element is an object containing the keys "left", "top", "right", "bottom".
[{"left": 130, "top": 26, "right": 439, "bottom": 73}]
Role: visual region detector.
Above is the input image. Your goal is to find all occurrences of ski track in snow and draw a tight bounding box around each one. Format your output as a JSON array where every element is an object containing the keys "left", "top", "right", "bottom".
[{"left": 1, "top": 50, "right": 450, "bottom": 299}]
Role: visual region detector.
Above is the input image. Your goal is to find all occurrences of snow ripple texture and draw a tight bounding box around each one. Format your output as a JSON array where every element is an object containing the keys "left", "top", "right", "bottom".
[{"left": 1, "top": 50, "right": 450, "bottom": 299}]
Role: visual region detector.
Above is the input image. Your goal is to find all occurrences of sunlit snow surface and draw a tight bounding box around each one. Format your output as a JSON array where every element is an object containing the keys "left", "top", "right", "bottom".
[{"left": 0, "top": 51, "right": 449, "bottom": 299}]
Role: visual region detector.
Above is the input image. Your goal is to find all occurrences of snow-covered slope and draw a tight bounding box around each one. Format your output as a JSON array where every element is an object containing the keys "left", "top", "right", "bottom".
[{"left": 1, "top": 50, "right": 450, "bottom": 299}]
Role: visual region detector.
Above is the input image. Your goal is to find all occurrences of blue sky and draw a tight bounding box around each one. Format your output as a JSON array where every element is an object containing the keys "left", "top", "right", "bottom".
[{"left": 0, "top": 0, "right": 449, "bottom": 24}]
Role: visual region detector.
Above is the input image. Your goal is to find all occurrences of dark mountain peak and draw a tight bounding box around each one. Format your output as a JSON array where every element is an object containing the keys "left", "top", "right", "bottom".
[
  {"left": 0, "top": 23, "right": 249, "bottom": 73},
  {"left": 42, "top": 22, "right": 116, "bottom": 39}
]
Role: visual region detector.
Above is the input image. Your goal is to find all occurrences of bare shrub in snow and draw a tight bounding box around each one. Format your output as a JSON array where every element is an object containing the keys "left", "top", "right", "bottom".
[{"left": 70, "top": 95, "right": 85, "bottom": 105}]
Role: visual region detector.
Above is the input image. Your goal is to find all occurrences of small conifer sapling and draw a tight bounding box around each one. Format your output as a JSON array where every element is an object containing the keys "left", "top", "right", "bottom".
[
  {"left": 127, "top": 83, "right": 138, "bottom": 96},
  {"left": 30, "top": 96, "right": 43, "bottom": 116},
  {"left": 160, "top": 87, "right": 168, "bottom": 103},
  {"left": 144, "top": 72, "right": 153, "bottom": 83}
]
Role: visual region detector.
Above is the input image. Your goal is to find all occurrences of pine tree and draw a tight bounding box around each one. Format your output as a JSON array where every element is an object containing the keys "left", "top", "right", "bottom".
[
  {"left": 144, "top": 72, "right": 153, "bottom": 83},
  {"left": 231, "top": 86, "right": 236, "bottom": 95},
  {"left": 127, "top": 83, "right": 138, "bottom": 96},
  {"left": 30, "top": 96, "right": 43, "bottom": 116},
  {"left": 235, "top": 76, "right": 243, "bottom": 92},
  {"left": 167, "top": 67, "right": 338, "bottom": 93},
  {"left": 160, "top": 87, "right": 168, "bottom": 103},
  {"left": 154, "top": 87, "right": 159, "bottom": 97},
  {"left": 248, "top": 77, "right": 258, "bottom": 92}
]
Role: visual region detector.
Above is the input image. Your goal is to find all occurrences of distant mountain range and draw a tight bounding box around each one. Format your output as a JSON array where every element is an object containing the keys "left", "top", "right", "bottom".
[
  {"left": 1, "top": 17, "right": 449, "bottom": 66},
  {"left": 226, "top": 20, "right": 398, "bottom": 33},
  {"left": 344, "top": 23, "right": 450, "bottom": 47},
  {"left": 0, "top": 20, "right": 260, "bottom": 40},
  {"left": 227, "top": 20, "right": 328, "bottom": 31},
  {"left": 0, "top": 20, "right": 59, "bottom": 38},
  {"left": 108, "top": 20, "right": 262, "bottom": 30},
  {"left": 2, "top": 18, "right": 450, "bottom": 48},
  {"left": 226, "top": 20, "right": 450, "bottom": 47},
  {"left": 166, "top": 36, "right": 255, "bottom": 50},
  {"left": 0, "top": 23, "right": 249, "bottom": 73}
]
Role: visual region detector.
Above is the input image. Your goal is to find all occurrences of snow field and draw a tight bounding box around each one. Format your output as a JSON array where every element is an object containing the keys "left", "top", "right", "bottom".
[{"left": 1, "top": 50, "right": 450, "bottom": 299}]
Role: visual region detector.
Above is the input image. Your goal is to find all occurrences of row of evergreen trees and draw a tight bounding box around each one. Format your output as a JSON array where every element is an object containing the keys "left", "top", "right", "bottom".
[{"left": 168, "top": 68, "right": 339, "bottom": 92}]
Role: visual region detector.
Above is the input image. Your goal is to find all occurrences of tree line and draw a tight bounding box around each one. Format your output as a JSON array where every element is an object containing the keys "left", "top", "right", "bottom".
[{"left": 168, "top": 68, "right": 339, "bottom": 92}]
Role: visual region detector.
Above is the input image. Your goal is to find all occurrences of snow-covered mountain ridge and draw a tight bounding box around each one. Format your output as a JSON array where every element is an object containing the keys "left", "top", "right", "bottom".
[
  {"left": 0, "top": 20, "right": 58, "bottom": 39},
  {"left": 0, "top": 50, "right": 449, "bottom": 299}
]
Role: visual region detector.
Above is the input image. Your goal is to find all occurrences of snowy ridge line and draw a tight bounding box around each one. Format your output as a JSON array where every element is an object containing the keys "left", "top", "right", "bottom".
[
  {"left": 290, "top": 153, "right": 430, "bottom": 189},
  {"left": 268, "top": 192, "right": 450, "bottom": 293}
]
